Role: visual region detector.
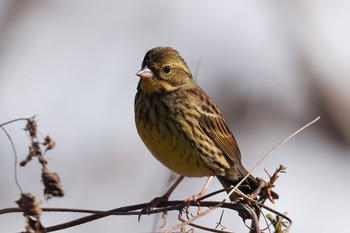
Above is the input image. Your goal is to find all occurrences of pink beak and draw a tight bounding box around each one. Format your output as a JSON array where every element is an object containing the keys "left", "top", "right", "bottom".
[{"left": 136, "top": 66, "right": 154, "bottom": 79}]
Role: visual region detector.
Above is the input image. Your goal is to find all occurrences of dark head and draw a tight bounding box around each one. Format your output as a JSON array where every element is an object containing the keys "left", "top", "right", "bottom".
[{"left": 136, "top": 47, "right": 193, "bottom": 94}]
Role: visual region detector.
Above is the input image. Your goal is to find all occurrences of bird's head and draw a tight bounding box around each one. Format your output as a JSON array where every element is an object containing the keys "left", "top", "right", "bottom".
[{"left": 136, "top": 47, "right": 193, "bottom": 94}]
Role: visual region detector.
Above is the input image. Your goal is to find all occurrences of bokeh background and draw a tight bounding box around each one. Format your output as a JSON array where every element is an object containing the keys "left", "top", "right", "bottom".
[{"left": 1, "top": 1, "right": 349, "bottom": 232}]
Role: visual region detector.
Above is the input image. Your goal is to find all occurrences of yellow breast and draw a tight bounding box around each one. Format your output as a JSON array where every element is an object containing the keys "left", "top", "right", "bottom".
[
  {"left": 137, "top": 117, "right": 212, "bottom": 177},
  {"left": 135, "top": 93, "right": 212, "bottom": 177}
]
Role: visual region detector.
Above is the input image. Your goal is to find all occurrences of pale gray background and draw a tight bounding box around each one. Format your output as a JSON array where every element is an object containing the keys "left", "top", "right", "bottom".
[{"left": 1, "top": 1, "right": 349, "bottom": 232}]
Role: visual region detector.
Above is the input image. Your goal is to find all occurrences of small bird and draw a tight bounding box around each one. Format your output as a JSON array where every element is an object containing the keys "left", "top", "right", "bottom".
[{"left": 134, "top": 47, "right": 276, "bottom": 202}]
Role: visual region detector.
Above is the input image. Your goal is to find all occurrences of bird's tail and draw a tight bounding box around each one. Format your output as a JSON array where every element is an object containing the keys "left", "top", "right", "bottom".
[{"left": 217, "top": 175, "right": 279, "bottom": 202}]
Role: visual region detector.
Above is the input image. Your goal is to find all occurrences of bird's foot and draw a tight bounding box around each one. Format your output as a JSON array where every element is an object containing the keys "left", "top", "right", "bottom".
[
  {"left": 183, "top": 176, "right": 214, "bottom": 216},
  {"left": 138, "top": 195, "right": 168, "bottom": 222},
  {"left": 184, "top": 193, "right": 203, "bottom": 216}
]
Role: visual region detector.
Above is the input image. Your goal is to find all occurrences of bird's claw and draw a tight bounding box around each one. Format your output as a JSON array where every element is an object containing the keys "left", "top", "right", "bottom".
[
  {"left": 184, "top": 194, "right": 202, "bottom": 216},
  {"left": 138, "top": 195, "right": 168, "bottom": 222}
]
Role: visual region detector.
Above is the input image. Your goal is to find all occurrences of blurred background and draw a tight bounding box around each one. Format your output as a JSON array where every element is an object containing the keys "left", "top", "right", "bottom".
[{"left": 0, "top": 1, "right": 349, "bottom": 232}]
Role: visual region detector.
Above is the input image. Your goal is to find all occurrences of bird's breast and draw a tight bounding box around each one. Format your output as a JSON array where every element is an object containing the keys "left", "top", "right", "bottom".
[{"left": 135, "top": 92, "right": 213, "bottom": 177}]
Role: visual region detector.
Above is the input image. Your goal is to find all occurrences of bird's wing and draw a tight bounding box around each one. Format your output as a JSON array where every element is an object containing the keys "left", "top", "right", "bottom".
[
  {"left": 196, "top": 90, "right": 242, "bottom": 167},
  {"left": 199, "top": 111, "right": 242, "bottom": 165}
]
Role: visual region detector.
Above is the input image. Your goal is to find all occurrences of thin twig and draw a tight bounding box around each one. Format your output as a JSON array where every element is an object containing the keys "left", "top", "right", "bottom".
[
  {"left": 0, "top": 199, "right": 249, "bottom": 232},
  {"left": 178, "top": 213, "right": 233, "bottom": 233},
  {"left": 0, "top": 125, "right": 23, "bottom": 193},
  {"left": 236, "top": 191, "right": 292, "bottom": 231},
  {"left": 225, "top": 116, "right": 320, "bottom": 201},
  {"left": 0, "top": 117, "right": 33, "bottom": 127}
]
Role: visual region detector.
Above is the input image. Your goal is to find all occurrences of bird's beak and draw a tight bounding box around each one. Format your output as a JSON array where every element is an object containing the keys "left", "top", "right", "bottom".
[{"left": 136, "top": 66, "right": 154, "bottom": 79}]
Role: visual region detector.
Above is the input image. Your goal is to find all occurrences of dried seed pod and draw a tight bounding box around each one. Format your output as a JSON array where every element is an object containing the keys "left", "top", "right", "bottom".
[
  {"left": 43, "top": 135, "right": 56, "bottom": 151},
  {"left": 42, "top": 168, "right": 64, "bottom": 199},
  {"left": 25, "top": 118, "right": 38, "bottom": 138},
  {"left": 15, "top": 193, "right": 42, "bottom": 218}
]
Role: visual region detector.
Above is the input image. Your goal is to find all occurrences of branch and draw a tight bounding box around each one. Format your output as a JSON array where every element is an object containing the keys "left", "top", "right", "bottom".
[{"left": 1, "top": 199, "right": 253, "bottom": 232}]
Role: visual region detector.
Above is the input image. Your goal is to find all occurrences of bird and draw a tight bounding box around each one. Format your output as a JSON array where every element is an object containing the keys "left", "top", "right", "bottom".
[{"left": 134, "top": 46, "right": 277, "bottom": 203}]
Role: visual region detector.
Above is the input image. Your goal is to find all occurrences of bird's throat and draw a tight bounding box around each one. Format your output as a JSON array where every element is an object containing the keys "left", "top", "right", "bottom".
[{"left": 139, "top": 78, "right": 178, "bottom": 94}]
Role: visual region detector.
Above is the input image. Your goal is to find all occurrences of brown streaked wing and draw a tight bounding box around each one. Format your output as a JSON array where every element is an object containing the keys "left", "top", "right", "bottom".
[{"left": 197, "top": 94, "right": 242, "bottom": 166}]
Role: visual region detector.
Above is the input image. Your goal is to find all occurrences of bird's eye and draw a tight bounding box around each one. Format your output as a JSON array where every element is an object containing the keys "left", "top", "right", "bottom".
[{"left": 163, "top": 66, "right": 171, "bottom": 74}]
